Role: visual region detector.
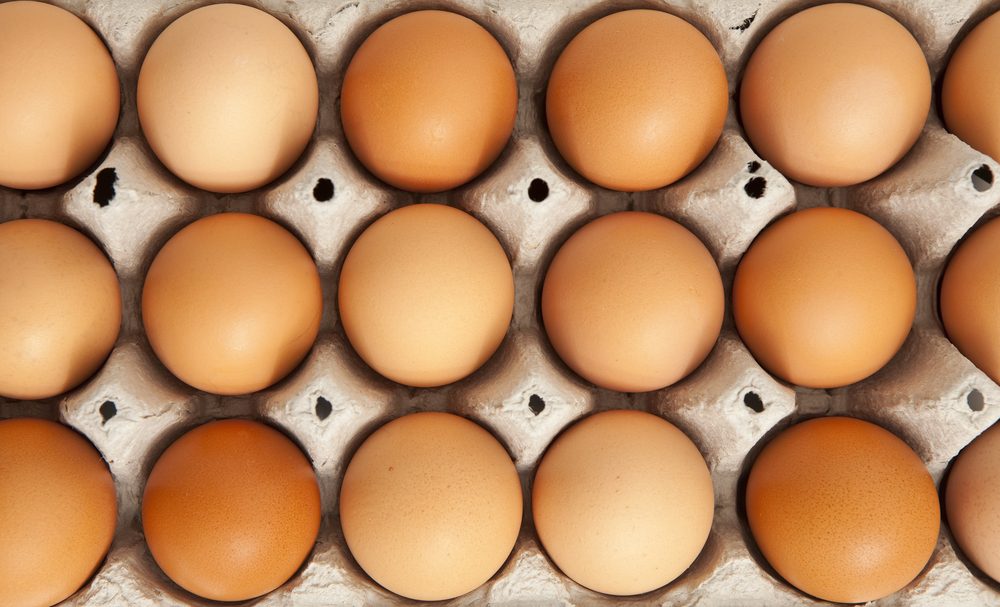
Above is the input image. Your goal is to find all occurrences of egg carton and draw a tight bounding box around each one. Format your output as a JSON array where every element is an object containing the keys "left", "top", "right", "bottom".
[{"left": 2, "top": 0, "right": 1000, "bottom": 605}]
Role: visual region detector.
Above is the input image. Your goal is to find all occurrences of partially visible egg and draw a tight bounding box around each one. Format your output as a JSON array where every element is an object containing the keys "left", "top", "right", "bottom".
[
  {"left": 546, "top": 9, "right": 727, "bottom": 191},
  {"left": 740, "top": 3, "right": 930, "bottom": 187},
  {"left": 0, "top": 1, "right": 120, "bottom": 190},
  {"left": 142, "top": 419, "right": 321, "bottom": 602},
  {"left": 746, "top": 417, "right": 939, "bottom": 603},
  {"left": 733, "top": 207, "right": 915, "bottom": 388},
  {"left": 943, "top": 12, "right": 1000, "bottom": 162},
  {"left": 946, "top": 422, "right": 1000, "bottom": 583},
  {"left": 0, "top": 418, "right": 117, "bottom": 607}
]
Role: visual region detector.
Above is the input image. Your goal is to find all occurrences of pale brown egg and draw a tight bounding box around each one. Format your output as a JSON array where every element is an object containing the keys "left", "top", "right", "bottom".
[
  {"left": 546, "top": 9, "right": 727, "bottom": 192},
  {"left": 746, "top": 417, "right": 939, "bottom": 603},
  {"left": 338, "top": 204, "right": 513, "bottom": 387},
  {"left": 0, "top": 219, "right": 121, "bottom": 400},
  {"left": 946, "top": 422, "right": 1000, "bottom": 583},
  {"left": 0, "top": 418, "right": 117, "bottom": 607},
  {"left": 138, "top": 3, "right": 318, "bottom": 193},
  {"left": 142, "top": 213, "right": 322, "bottom": 395},
  {"left": 142, "top": 419, "right": 321, "bottom": 602},
  {"left": 0, "top": 1, "right": 119, "bottom": 190},
  {"left": 943, "top": 12, "right": 1000, "bottom": 162},
  {"left": 532, "top": 410, "right": 714, "bottom": 596},
  {"left": 542, "top": 212, "right": 723, "bottom": 392},
  {"left": 733, "top": 207, "right": 915, "bottom": 389},
  {"left": 339, "top": 412, "right": 522, "bottom": 601},
  {"left": 341, "top": 10, "right": 516, "bottom": 193},
  {"left": 740, "top": 3, "right": 930, "bottom": 187}
]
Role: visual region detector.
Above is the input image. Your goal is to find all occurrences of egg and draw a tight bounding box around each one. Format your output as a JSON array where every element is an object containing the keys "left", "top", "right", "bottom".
[
  {"left": 341, "top": 10, "right": 516, "bottom": 193},
  {"left": 532, "top": 410, "right": 714, "bottom": 595},
  {"left": 0, "top": 418, "right": 116, "bottom": 607},
  {"left": 746, "top": 417, "right": 939, "bottom": 603},
  {"left": 142, "top": 419, "right": 321, "bottom": 601},
  {"left": 740, "top": 3, "right": 930, "bottom": 187},
  {"left": 0, "top": 1, "right": 119, "bottom": 190},
  {"left": 339, "top": 412, "right": 522, "bottom": 600},
  {"left": 542, "top": 212, "right": 723, "bottom": 392},
  {"left": 546, "top": 10, "right": 727, "bottom": 192},
  {"left": 943, "top": 12, "right": 1000, "bottom": 162},
  {"left": 0, "top": 219, "right": 121, "bottom": 400},
  {"left": 138, "top": 3, "right": 318, "bottom": 193},
  {"left": 142, "top": 213, "right": 321, "bottom": 395},
  {"left": 946, "top": 422, "right": 1000, "bottom": 583},
  {"left": 338, "top": 204, "right": 513, "bottom": 387},
  {"left": 733, "top": 207, "right": 915, "bottom": 388}
]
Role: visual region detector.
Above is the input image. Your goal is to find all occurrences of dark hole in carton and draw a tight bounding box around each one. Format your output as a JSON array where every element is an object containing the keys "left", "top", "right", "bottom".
[
  {"left": 747, "top": 161, "right": 761, "bottom": 174},
  {"left": 100, "top": 400, "right": 117, "bottom": 423},
  {"left": 744, "top": 391, "right": 764, "bottom": 413},
  {"left": 730, "top": 9, "right": 758, "bottom": 32},
  {"left": 967, "top": 389, "right": 985, "bottom": 412},
  {"left": 528, "top": 178, "right": 549, "bottom": 202},
  {"left": 972, "top": 165, "right": 993, "bottom": 192},
  {"left": 528, "top": 394, "right": 545, "bottom": 415},
  {"left": 93, "top": 168, "right": 117, "bottom": 207},
  {"left": 316, "top": 396, "right": 333, "bottom": 420},
  {"left": 744, "top": 176, "right": 767, "bottom": 199},
  {"left": 313, "top": 178, "right": 335, "bottom": 202}
]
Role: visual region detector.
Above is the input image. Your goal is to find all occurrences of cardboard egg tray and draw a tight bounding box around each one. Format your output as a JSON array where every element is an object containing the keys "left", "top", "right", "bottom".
[{"left": 3, "top": 0, "right": 1000, "bottom": 604}]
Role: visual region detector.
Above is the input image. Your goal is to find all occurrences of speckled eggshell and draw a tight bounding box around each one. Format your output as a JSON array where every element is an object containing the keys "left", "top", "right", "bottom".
[
  {"left": 943, "top": 12, "right": 1000, "bottom": 162},
  {"left": 339, "top": 412, "right": 522, "bottom": 601},
  {"left": 541, "top": 211, "right": 723, "bottom": 392},
  {"left": 532, "top": 410, "right": 714, "bottom": 596},
  {"left": 141, "top": 419, "right": 321, "bottom": 602},
  {"left": 746, "top": 417, "right": 940, "bottom": 603},
  {"left": 733, "top": 207, "right": 915, "bottom": 389},
  {"left": 0, "top": 418, "right": 117, "bottom": 607},
  {"left": 946, "top": 422, "right": 1000, "bottom": 583},
  {"left": 546, "top": 9, "right": 727, "bottom": 192},
  {"left": 740, "top": 3, "right": 930, "bottom": 187}
]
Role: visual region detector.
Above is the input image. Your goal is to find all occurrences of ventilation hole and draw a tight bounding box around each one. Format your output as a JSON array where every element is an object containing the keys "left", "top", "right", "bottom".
[
  {"left": 313, "top": 178, "right": 334, "bottom": 202},
  {"left": 967, "top": 389, "right": 985, "bottom": 412},
  {"left": 315, "top": 396, "right": 333, "bottom": 420},
  {"left": 99, "top": 400, "right": 117, "bottom": 423},
  {"left": 528, "top": 394, "right": 545, "bottom": 415},
  {"left": 93, "top": 168, "right": 117, "bottom": 207},
  {"left": 528, "top": 178, "right": 549, "bottom": 202},
  {"left": 747, "top": 160, "right": 761, "bottom": 174},
  {"left": 744, "top": 391, "right": 764, "bottom": 413},
  {"left": 744, "top": 176, "right": 767, "bottom": 199},
  {"left": 972, "top": 165, "right": 993, "bottom": 192}
]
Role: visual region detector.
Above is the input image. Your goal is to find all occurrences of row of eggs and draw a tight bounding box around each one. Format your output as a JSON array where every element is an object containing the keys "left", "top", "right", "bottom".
[{"left": 5, "top": 1, "right": 1000, "bottom": 194}]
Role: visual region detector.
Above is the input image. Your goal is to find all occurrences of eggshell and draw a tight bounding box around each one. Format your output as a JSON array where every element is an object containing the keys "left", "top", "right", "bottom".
[
  {"left": 946, "top": 422, "right": 1000, "bottom": 583},
  {"left": 0, "top": 418, "right": 117, "bottom": 607},
  {"left": 142, "top": 213, "right": 322, "bottom": 395},
  {"left": 338, "top": 204, "right": 513, "bottom": 387},
  {"left": 339, "top": 412, "right": 522, "bottom": 601},
  {"left": 138, "top": 3, "right": 318, "bottom": 193},
  {"left": 940, "top": 215, "right": 1000, "bottom": 385},
  {"left": 746, "top": 417, "right": 940, "bottom": 603},
  {"left": 546, "top": 10, "right": 727, "bottom": 192},
  {"left": 0, "top": 1, "right": 120, "bottom": 190},
  {"left": 532, "top": 410, "right": 714, "bottom": 596},
  {"left": 943, "top": 12, "right": 1000, "bottom": 162},
  {"left": 142, "top": 419, "right": 321, "bottom": 602},
  {"left": 740, "top": 3, "right": 930, "bottom": 187},
  {"left": 0, "top": 219, "right": 121, "bottom": 400},
  {"left": 541, "top": 211, "right": 723, "bottom": 392},
  {"left": 341, "top": 10, "right": 517, "bottom": 193},
  {"left": 733, "top": 207, "right": 915, "bottom": 389}
]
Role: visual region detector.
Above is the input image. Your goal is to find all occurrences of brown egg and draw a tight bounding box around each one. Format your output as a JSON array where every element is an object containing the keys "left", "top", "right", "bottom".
[
  {"left": 0, "top": 219, "right": 121, "bottom": 400},
  {"left": 546, "top": 10, "right": 727, "bottom": 192},
  {"left": 746, "top": 417, "right": 939, "bottom": 603},
  {"left": 142, "top": 213, "right": 321, "bottom": 395},
  {"left": 532, "top": 410, "right": 714, "bottom": 596},
  {"left": 341, "top": 10, "right": 516, "bottom": 193},
  {"left": 733, "top": 207, "right": 915, "bottom": 388},
  {"left": 0, "top": 418, "right": 116, "bottom": 607},
  {"left": 0, "top": 1, "right": 119, "bottom": 190},
  {"left": 338, "top": 204, "right": 513, "bottom": 387},
  {"left": 542, "top": 212, "right": 723, "bottom": 392},
  {"left": 142, "top": 419, "right": 321, "bottom": 602},
  {"left": 339, "top": 412, "right": 522, "bottom": 600},
  {"left": 946, "top": 422, "right": 1000, "bottom": 583},
  {"left": 740, "top": 3, "right": 930, "bottom": 187},
  {"left": 138, "top": 3, "right": 318, "bottom": 193},
  {"left": 943, "top": 12, "right": 1000, "bottom": 162}
]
